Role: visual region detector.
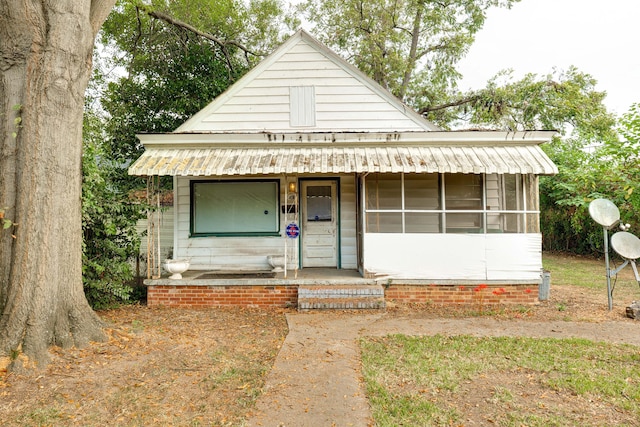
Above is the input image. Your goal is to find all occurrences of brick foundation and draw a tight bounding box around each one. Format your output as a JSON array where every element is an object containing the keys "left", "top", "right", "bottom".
[
  {"left": 147, "top": 285, "right": 298, "bottom": 307},
  {"left": 385, "top": 283, "right": 540, "bottom": 305},
  {"left": 146, "top": 283, "right": 539, "bottom": 307}
]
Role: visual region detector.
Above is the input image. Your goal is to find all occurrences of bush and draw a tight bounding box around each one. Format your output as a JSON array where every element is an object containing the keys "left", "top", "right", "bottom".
[{"left": 82, "top": 126, "right": 147, "bottom": 309}]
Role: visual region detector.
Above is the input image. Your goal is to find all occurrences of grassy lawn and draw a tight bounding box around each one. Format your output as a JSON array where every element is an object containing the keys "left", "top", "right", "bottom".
[
  {"left": 361, "top": 335, "right": 640, "bottom": 426},
  {"left": 362, "top": 252, "right": 640, "bottom": 426},
  {"left": 542, "top": 252, "right": 605, "bottom": 289},
  {"left": 542, "top": 252, "right": 612, "bottom": 289}
]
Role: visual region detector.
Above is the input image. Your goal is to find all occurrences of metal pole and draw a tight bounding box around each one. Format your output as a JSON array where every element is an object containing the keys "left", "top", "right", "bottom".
[
  {"left": 604, "top": 226, "right": 613, "bottom": 310},
  {"left": 156, "top": 177, "right": 161, "bottom": 278},
  {"left": 146, "top": 176, "right": 152, "bottom": 279},
  {"left": 284, "top": 178, "right": 288, "bottom": 279}
]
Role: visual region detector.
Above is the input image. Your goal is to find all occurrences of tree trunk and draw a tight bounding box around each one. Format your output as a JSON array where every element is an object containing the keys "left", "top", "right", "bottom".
[{"left": 0, "top": 0, "right": 115, "bottom": 369}]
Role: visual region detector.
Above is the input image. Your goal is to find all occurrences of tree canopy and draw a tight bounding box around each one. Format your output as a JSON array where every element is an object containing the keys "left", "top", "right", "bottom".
[
  {"left": 100, "top": 0, "right": 291, "bottom": 165},
  {"left": 300, "top": 0, "right": 519, "bottom": 108},
  {"left": 539, "top": 104, "right": 640, "bottom": 254}
]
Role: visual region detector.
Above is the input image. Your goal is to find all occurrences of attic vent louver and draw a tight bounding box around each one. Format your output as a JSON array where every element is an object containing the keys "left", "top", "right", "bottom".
[{"left": 289, "top": 86, "right": 316, "bottom": 127}]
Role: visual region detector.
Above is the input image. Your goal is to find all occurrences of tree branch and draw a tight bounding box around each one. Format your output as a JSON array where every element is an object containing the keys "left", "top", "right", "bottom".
[
  {"left": 141, "top": 8, "right": 264, "bottom": 61},
  {"left": 418, "top": 95, "right": 481, "bottom": 114},
  {"left": 90, "top": 0, "right": 117, "bottom": 36}
]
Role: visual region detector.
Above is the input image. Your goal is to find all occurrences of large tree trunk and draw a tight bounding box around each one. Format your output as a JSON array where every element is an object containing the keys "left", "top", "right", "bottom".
[{"left": 0, "top": 0, "right": 115, "bottom": 369}]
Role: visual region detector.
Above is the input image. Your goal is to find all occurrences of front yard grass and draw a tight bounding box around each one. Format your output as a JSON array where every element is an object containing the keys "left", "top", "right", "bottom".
[
  {"left": 362, "top": 252, "right": 640, "bottom": 426},
  {"left": 361, "top": 334, "right": 640, "bottom": 426}
]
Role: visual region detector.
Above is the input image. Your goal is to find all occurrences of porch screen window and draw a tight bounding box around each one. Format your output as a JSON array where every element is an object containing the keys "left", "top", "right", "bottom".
[
  {"left": 364, "top": 173, "right": 539, "bottom": 234},
  {"left": 444, "top": 174, "right": 483, "bottom": 232},
  {"left": 366, "top": 175, "right": 402, "bottom": 232},
  {"left": 191, "top": 180, "right": 279, "bottom": 236}
]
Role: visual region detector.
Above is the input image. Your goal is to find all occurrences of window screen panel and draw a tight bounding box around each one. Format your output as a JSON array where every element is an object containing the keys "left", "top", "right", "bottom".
[
  {"left": 445, "top": 174, "right": 482, "bottom": 210},
  {"left": 366, "top": 174, "right": 401, "bottom": 210},
  {"left": 446, "top": 213, "right": 483, "bottom": 233},
  {"left": 366, "top": 212, "right": 402, "bottom": 233},
  {"left": 486, "top": 212, "right": 525, "bottom": 233},
  {"left": 503, "top": 174, "right": 523, "bottom": 210},
  {"left": 404, "top": 174, "right": 439, "bottom": 210}
]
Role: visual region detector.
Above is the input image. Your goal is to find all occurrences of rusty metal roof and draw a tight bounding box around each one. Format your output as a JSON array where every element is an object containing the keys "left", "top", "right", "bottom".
[{"left": 128, "top": 145, "right": 558, "bottom": 176}]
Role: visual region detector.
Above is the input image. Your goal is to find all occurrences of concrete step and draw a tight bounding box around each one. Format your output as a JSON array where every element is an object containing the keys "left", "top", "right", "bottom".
[{"left": 298, "top": 285, "right": 385, "bottom": 310}]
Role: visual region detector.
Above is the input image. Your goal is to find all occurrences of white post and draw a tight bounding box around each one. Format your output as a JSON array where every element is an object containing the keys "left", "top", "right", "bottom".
[{"left": 284, "top": 178, "right": 288, "bottom": 279}]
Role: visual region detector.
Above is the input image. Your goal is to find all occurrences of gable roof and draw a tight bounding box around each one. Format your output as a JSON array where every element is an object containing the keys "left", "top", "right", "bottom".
[
  {"left": 128, "top": 30, "right": 558, "bottom": 178},
  {"left": 175, "top": 29, "right": 440, "bottom": 133}
]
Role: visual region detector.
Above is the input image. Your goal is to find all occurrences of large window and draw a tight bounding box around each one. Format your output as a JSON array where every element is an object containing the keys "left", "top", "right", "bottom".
[
  {"left": 191, "top": 180, "right": 280, "bottom": 236},
  {"left": 364, "top": 173, "right": 538, "bottom": 234}
]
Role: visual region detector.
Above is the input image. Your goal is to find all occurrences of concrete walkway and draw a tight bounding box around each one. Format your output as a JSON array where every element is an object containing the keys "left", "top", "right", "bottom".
[{"left": 246, "top": 312, "right": 640, "bottom": 427}]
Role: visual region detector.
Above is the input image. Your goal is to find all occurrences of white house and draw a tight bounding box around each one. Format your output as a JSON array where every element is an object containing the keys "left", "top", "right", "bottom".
[{"left": 128, "top": 30, "right": 557, "bottom": 308}]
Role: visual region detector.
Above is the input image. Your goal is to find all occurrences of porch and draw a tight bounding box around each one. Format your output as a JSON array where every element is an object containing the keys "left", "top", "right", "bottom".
[
  {"left": 144, "top": 268, "right": 542, "bottom": 309},
  {"left": 149, "top": 268, "right": 371, "bottom": 285}
]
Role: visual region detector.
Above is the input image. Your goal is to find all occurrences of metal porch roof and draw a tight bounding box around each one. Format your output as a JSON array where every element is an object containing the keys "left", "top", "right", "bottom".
[{"left": 128, "top": 145, "right": 558, "bottom": 176}]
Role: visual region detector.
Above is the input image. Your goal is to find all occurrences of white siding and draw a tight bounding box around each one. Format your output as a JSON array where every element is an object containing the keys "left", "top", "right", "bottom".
[
  {"left": 485, "top": 174, "right": 501, "bottom": 229},
  {"left": 339, "top": 175, "right": 357, "bottom": 269},
  {"left": 485, "top": 174, "right": 500, "bottom": 209},
  {"left": 187, "top": 39, "right": 429, "bottom": 133},
  {"left": 485, "top": 234, "right": 543, "bottom": 280},
  {"left": 173, "top": 175, "right": 358, "bottom": 271},
  {"left": 363, "top": 233, "right": 542, "bottom": 282}
]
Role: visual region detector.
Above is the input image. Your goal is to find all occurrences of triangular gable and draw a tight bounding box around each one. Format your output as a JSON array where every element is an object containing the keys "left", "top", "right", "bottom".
[{"left": 176, "top": 29, "right": 440, "bottom": 133}]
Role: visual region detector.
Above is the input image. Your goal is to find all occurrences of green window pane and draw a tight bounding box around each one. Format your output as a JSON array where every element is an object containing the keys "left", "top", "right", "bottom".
[{"left": 192, "top": 181, "right": 279, "bottom": 235}]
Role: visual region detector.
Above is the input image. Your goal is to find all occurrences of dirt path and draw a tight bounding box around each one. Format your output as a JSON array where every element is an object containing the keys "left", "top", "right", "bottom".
[{"left": 247, "top": 312, "right": 640, "bottom": 427}]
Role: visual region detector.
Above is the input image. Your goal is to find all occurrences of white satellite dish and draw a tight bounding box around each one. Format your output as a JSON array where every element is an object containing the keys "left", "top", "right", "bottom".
[
  {"left": 611, "top": 231, "right": 640, "bottom": 260},
  {"left": 588, "top": 198, "right": 626, "bottom": 310},
  {"left": 589, "top": 198, "right": 620, "bottom": 229}
]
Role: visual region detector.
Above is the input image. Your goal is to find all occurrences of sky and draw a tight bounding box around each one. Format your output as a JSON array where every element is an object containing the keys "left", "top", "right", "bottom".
[{"left": 457, "top": 0, "right": 640, "bottom": 116}]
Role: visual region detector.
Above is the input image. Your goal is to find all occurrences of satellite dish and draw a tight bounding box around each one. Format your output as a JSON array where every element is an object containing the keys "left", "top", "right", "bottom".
[
  {"left": 589, "top": 198, "right": 620, "bottom": 229},
  {"left": 611, "top": 231, "right": 640, "bottom": 260}
]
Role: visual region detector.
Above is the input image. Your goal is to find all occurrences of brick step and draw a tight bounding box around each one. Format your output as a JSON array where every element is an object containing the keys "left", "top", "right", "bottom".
[{"left": 298, "top": 285, "right": 385, "bottom": 310}]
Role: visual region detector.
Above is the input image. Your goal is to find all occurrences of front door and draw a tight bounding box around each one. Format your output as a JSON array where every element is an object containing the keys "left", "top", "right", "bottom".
[{"left": 301, "top": 180, "right": 338, "bottom": 267}]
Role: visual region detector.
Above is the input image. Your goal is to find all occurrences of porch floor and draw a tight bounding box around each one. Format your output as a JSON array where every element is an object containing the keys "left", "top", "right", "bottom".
[
  {"left": 145, "top": 268, "right": 379, "bottom": 287},
  {"left": 145, "top": 267, "right": 541, "bottom": 287}
]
